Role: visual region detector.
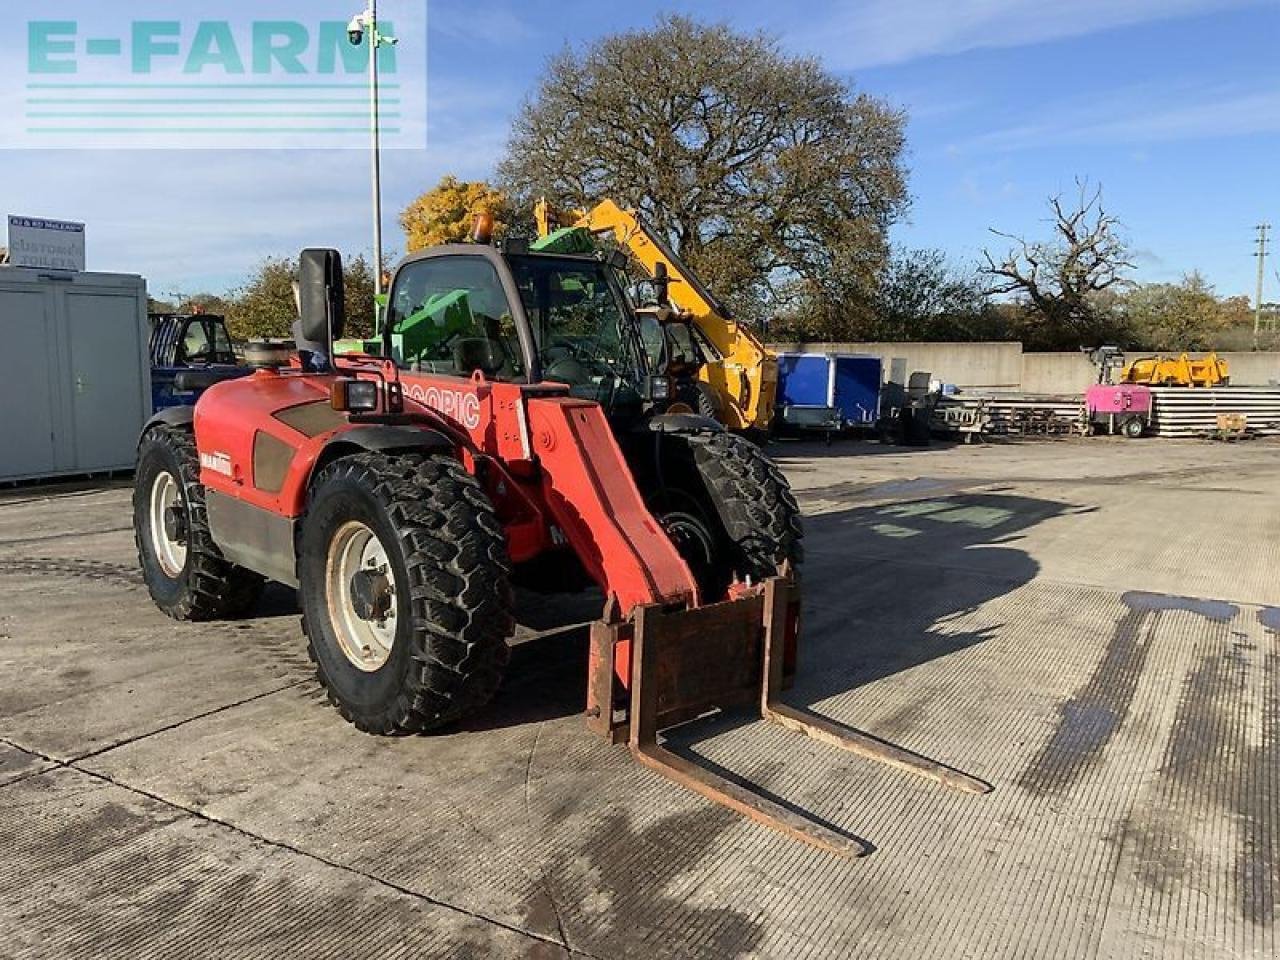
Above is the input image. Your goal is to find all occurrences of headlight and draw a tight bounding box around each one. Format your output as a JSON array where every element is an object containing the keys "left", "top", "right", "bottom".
[
  {"left": 646, "top": 376, "right": 672, "bottom": 402},
  {"left": 331, "top": 379, "right": 380, "bottom": 412}
]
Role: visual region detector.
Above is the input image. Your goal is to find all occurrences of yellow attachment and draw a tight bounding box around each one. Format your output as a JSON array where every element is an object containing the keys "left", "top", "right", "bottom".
[{"left": 1121, "top": 352, "right": 1229, "bottom": 387}]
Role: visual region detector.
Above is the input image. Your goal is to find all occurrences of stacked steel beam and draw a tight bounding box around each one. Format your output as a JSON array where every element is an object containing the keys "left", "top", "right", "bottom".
[{"left": 1149, "top": 387, "right": 1280, "bottom": 437}]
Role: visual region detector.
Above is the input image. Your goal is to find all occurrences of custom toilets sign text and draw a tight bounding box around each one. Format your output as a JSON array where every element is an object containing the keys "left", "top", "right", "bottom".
[{"left": 7, "top": 3, "right": 426, "bottom": 150}]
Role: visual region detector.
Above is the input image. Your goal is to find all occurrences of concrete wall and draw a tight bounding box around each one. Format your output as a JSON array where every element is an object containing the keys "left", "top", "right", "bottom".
[
  {"left": 767, "top": 341, "right": 1023, "bottom": 390},
  {"left": 772, "top": 342, "right": 1280, "bottom": 392},
  {"left": 1219, "top": 352, "right": 1280, "bottom": 386},
  {"left": 1018, "top": 351, "right": 1280, "bottom": 392},
  {"left": 1020, "top": 353, "right": 1096, "bottom": 394}
]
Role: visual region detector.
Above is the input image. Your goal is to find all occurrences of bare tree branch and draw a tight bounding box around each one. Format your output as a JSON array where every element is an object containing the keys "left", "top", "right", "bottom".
[{"left": 981, "top": 179, "right": 1134, "bottom": 347}]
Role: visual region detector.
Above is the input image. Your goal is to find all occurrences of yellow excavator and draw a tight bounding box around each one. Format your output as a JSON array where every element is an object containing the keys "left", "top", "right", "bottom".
[
  {"left": 1120, "top": 352, "right": 1230, "bottom": 387},
  {"left": 535, "top": 198, "right": 777, "bottom": 433}
]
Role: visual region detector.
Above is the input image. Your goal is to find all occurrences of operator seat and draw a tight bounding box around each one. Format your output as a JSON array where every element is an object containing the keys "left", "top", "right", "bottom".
[{"left": 453, "top": 337, "right": 508, "bottom": 379}]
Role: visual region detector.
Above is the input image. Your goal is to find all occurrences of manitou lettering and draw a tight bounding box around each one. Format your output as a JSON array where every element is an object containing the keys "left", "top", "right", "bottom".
[{"left": 199, "top": 451, "right": 234, "bottom": 477}]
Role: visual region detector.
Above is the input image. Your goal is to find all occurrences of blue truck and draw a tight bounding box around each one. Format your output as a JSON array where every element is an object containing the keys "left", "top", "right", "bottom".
[{"left": 775, "top": 352, "right": 883, "bottom": 440}]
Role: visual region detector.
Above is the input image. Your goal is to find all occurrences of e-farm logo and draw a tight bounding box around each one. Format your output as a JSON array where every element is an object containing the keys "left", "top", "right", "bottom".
[{"left": 6, "top": 2, "right": 426, "bottom": 150}]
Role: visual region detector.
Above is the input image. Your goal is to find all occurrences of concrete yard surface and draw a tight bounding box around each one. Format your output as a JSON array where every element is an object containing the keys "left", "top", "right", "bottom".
[{"left": 1, "top": 436, "right": 1277, "bottom": 958}]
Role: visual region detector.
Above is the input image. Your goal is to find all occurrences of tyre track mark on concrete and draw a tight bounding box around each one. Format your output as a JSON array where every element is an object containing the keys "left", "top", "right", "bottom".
[
  {"left": 1120, "top": 642, "right": 1277, "bottom": 934},
  {"left": 0, "top": 556, "right": 142, "bottom": 589},
  {"left": 0, "top": 526, "right": 132, "bottom": 548},
  {"left": 1018, "top": 592, "right": 1238, "bottom": 798},
  {"left": 0, "top": 769, "right": 569, "bottom": 960}
]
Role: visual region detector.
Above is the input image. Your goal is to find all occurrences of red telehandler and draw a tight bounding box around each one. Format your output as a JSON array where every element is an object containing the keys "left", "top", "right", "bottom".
[{"left": 134, "top": 246, "right": 987, "bottom": 857}]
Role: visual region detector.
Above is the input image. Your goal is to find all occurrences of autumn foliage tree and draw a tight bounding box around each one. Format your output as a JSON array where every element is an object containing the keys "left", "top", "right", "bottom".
[
  {"left": 499, "top": 15, "right": 908, "bottom": 326},
  {"left": 399, "top": 176, "right": 512, "bottom": 252},
  {"left": 1124, "top": 273, "right": 1246, "bottom": 351}
]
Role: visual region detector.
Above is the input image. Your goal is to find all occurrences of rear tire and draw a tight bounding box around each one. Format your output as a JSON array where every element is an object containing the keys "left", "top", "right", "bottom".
[
  {"left": 134, "top": 425, "right": 264, "bottom": 620},
  {"left": 1122, "top": 416, "right": 1145, "bottom": 439},
  {"left": 651, "top": 431, "right": 803, "bottom": 598},
  {"left": 299, "top": 452, "right": 514, "bottom": 734},
  {"left": 694, "top": 382, "right": 721, "bottom": 421}
]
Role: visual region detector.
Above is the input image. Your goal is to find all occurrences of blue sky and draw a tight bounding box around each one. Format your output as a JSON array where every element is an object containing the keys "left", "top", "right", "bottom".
[{"left": 3, "top": 0, "right": 1278, "bottom": 302}]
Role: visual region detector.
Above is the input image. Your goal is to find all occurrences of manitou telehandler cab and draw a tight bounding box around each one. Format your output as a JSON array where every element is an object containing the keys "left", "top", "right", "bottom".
[
  {"left": 534, "top": 198, "right": 779, "bottom": 433},
  {"left": 135, "top": 247, "right": 987, "bottom": 856}
]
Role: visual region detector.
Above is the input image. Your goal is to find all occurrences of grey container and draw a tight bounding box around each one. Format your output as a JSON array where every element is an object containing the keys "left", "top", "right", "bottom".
[{"left": 0, "top": 266, "right": 150, "bottom": 482}]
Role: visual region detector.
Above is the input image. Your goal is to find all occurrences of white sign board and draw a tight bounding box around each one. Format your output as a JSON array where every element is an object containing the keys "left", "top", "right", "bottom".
[{"left": 7, "top": 216, "right": 85, "bottom": 271}]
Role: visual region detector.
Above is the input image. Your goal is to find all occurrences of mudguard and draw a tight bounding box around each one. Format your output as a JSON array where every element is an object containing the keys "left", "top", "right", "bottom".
[
  {"left": 645, "top": 412, "right": 723, "bottom": 434},
  {"left": 142, "top": 405, "right": 195, "bottom": 433},
  {"left": 321, "top": 424, "right": 456, "bottom": 456},
  {"left": 310, "top": 423, "right": 458, "bottom": 484}
]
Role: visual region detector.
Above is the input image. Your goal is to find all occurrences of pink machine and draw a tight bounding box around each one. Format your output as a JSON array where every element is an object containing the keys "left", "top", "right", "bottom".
[{"left": 1086, "top": 384, "right": 1152, "bottom": 438}]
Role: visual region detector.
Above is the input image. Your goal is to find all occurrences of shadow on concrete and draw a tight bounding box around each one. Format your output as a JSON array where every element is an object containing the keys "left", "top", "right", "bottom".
[
  {"left": 765, "top": 435, "right": 962, "bottom": 462},
  {"left": 465, "top": 492, "right": 1091, "bottom": 742}
]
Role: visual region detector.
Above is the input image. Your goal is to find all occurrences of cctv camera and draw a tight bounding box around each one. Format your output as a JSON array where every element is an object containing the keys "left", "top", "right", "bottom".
[{"left": 347, "top": 14, "right": 365, "bottom": 45}]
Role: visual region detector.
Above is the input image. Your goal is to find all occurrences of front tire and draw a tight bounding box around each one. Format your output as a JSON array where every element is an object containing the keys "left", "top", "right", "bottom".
[
  {"left": 134, "top": 425, "right": 264, "bottom": 620},
  {"left": 694, "top": 382, "right": 722, "bottom": 421},
  {"left": 1122, "top": 416, "right": 1145, "bottom": 439},
  {"left": 299, "top": 452, "right": 514, "bottom": 734}
]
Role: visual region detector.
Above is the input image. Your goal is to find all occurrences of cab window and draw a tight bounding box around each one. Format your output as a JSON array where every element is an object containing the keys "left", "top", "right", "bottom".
[
  {"left": 506, "top": 255, "right": 631, "bottom": 386},
  {"left": 386, "top": 256, "right": 524, "bottom": 379},
  {"left": 179, "top": 319, "right": 234, "bottom": 364}
]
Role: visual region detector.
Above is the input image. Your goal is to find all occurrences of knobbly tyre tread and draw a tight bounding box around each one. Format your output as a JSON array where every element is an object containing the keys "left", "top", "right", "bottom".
[
  {"left": 694, "top": 382, "right": 722, "bottom": 421},
  {"left": 301, "top": 452, "right": 514, "bottom": 734},
  {"left": 687, "top": 431, "right": 804, "bottom": 580},
  {"left": 134, "top": 424, "right": 264, "bottom": 621}
]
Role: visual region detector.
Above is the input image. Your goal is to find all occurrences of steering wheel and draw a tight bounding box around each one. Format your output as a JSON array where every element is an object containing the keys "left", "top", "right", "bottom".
[{"left": 543, "top": 355, "right": 591, "bottom": 385}]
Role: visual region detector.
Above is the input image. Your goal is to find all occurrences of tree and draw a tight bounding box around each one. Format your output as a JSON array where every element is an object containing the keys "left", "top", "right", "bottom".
[
  {"left": 224, "top": 254, "right": 378, "bottom": 342},
  {"left": 983, "top": 180, "right": 1134, "bottom": 349},
  {"left": 499, "top": 15, "right": 908, "bottom": 324},
  {"left": 400, "top": 176, "right": 512, "bottom": 252},
  {"left": 771, "top": 248, "right": 1005, "bottom": 343},
  {"left": 224, "top": 257, "right": 296, "bottom": 341},
  {"left": 869, "top": 249, "right": 1006, "bottom": 342},
  {"left": 1124, "top": 272, "right": 1242, "bottom": 351}
]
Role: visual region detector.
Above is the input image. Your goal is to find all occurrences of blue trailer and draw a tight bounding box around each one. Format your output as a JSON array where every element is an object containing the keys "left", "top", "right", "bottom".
[{"left": 775, "top": 352, "right": 882, "bottom": 439}]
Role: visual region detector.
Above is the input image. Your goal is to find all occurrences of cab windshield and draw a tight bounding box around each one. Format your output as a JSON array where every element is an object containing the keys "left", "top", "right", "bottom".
[{"left": 506, "top": 255, "right": 635, "bottom": 389}]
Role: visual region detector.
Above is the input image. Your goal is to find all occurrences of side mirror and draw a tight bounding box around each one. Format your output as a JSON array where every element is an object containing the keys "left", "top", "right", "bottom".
[
  {"left": 607, "top": 249, "right": 629, "bottom": 271},
  {"left": 298, "top": 248, "right": 346, "bottom": 346}
]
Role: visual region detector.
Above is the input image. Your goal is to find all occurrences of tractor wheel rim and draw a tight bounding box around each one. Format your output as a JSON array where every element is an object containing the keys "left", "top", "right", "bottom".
[
  {"left": 661, "top": 510, "right": 717, "bottom": 580},
  {"left": 148, "top": 471, "right": 187, "bottom": 578},
  {"left": 325, "top": 520, "right": 397, "bottom": 672}
]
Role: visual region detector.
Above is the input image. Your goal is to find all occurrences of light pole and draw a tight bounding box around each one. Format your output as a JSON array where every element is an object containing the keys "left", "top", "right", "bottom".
[
  {"left": 1255, "top": 223, "right": 1270, "bottom": 350},
  {"left": 348, "top": 2, "right": 398, "bottom": 301}
]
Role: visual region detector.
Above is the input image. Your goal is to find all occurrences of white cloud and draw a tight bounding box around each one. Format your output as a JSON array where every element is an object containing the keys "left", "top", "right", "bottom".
[
  {"left": 959, "top": 86, "right": 1280, "bottom": 151},
  {"left": 0, "top": 128, "right": 508, "bottom": 294},
  {"left": 786, "top": 0, "right": 1260, "bottom": 69}
]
